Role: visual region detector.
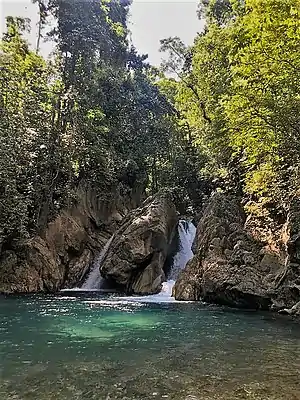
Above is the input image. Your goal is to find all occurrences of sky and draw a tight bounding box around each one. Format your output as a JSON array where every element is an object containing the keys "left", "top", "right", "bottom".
[{"left": 0, "top": 0, "right": 203, "bottom": 66}]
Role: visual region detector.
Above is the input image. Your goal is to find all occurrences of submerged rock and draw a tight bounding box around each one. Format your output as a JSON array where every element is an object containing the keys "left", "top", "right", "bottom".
[
  {"left": 100, "top": 191, "right": 178, "bottom": 295},
  {"left": 173, "top": 193, "right": 277, "bottom": 309}
]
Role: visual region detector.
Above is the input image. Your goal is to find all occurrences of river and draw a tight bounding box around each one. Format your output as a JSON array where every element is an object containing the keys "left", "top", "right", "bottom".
[{"left": 0, "top": 292, "right": 299, "bottom": 400}]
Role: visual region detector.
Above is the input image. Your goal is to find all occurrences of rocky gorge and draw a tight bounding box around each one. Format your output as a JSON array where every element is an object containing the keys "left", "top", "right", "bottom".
[
  {"left": 0, "top": 163, "right": 147, "bottom": 294},
  {"left": 1, "top": 2, "right": 300, "bottom": 398},
  {"left": 1, "top": 180, "right": 299, "bottom": 318}
]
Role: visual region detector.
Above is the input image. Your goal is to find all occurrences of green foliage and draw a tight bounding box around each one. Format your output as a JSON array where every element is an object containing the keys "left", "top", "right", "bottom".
[
  {"left": 197, "top": 0, "right": 244, "bottom": 25},
  {"left": 0, "top": 17, "right": 54, "bottom": 241},
  {"left": 221, "top": 0, "right": 300, "bottom": 207},
  {"left": 161, "top": 0, "right": 300, "bottom": 215},
  {"left": 0, "top": 0, "right": 181, "bottom": 248},
  {"left": 3, "top": 0, "right": 299, "bottom": 249}
]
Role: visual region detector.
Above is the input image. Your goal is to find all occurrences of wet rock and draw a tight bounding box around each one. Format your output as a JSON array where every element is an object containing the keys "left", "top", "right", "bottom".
[
  {"left": 278, "top": 301, "right": 300, "bottom": 316},
  {"left": 174, "top": 193, "right": 274, "bottom": 309},
  {"left": 100, "top": 191, "right": 178, "bottom": 295}
]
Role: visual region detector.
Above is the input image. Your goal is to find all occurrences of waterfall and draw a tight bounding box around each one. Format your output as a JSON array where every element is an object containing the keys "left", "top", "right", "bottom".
[
  {"left": 133, "top": 219, "right": 196, "bottom": 302},
  {"left": 64, "top": 220, "right": 196, "bottom": 302},
  {"left": 81, "top": 235, "right": 114, "bottom": 290},
  {"left": 160, "top": 219, "right": 196, "bottom": 297},
  {"left": 169, "top": 220, "right": 196, "bottom": 281}
]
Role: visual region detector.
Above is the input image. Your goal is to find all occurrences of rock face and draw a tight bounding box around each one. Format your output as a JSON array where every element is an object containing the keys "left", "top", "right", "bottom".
[
  {"left": 173, "top": 193, "right": 281, "bottom": 309},
  {"left": 0, "top": 169, "right": 146, "bottom": 294},
  {"left": 0, "top": 201, "right": 114, "bottom": 294},
  {"left": 100, "top": 191, "right": 178, "bottom": 295},
  {"left": 0, "top": 212, "right": 95, "bottom": 293},
  {"left": 272, "top": 197, "right": 300, "bottom": 313}
]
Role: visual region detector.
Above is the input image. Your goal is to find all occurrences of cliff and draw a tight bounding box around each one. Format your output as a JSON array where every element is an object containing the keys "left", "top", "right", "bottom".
[
  {"left": 0, "top": 169, "right": 146, "bottom": 294},
  {"left": 173, "top": 193, "right": 300, "bottom": 316}
]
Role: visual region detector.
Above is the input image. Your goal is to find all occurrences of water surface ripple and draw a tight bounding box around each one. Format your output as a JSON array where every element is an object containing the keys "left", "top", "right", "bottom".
[{"left": 0, "top": 293, "right": 299, "bottom": 400}]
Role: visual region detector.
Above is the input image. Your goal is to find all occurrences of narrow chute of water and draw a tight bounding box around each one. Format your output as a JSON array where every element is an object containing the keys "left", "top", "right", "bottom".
[
  {"left": 169, "top": 220, "right": 196, "bottom": 281},
  {"left": 144, "top": 219, "right": 196, "bottom": 302},
  {"left": 60, "top": 235, "right": 114, "bottom": 292},
  {"left": 81, "top": 235, "right": 114, "bottom": 290}
]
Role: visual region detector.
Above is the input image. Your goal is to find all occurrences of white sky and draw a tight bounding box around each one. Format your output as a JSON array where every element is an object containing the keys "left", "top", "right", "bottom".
[{"left": 0, "top": 0, "right": 203, "bottom": 65}]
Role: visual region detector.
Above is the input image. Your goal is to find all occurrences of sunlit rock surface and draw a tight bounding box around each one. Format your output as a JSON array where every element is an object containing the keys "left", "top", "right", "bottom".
[
  {"left": 0, "top": 171, "right": 146, "bottom": 294},
  {"left": 100, "top": 191, "right": 178, "bottom": 295},
  {"left": 174, "top": 193, "right": 279, "bottom": 309}
]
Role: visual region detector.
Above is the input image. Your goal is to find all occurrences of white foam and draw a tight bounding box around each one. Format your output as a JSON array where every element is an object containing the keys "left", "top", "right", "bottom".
[
  {"left": 60, "top": 220, "right": 196, "bottom": 304},
  {"left": 111, "top": 220, "right": 196, "bottom": 304},
  {"left": 81, "top": 235, "right": 114, "bottom": 290},
  {"left": 169, "top": 220, "right": 196, "bottom": 280}
]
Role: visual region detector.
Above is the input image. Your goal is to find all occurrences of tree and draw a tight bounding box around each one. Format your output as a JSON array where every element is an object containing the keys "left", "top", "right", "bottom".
[
  {"left": 223, "top": 0, "right": 300, "bottom": 205},
  {"left": 31, "top": 0, "right": 48, "bottom": 53},
  {"left": 0, "top": 17, "right": 54, "bottom": 241},
  {"left": 197, "top": 0, "right": 244, "bottom": 26},
  {"left": 167, "top": 0, "right": 300, "bottom": 212}
]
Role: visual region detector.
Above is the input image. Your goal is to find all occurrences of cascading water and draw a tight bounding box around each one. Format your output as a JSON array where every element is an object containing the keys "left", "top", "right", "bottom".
[
  {"left": 154, "top": 219, "right": 196, "bottom": 299},
  {"left": 71, "top": 220, "right": 196, "bottom": 305},
  {"left": 126, "top": 219, "right": 196, "bottom": 303},
  {"left": 81, "top": 235, "right": 114, "bottom": 290},
  {"left": 62, "top": 220, "right": 196, "bottom": 301},
  {"left": 169, "top": 220, "right": 196, "bottom": 281}
]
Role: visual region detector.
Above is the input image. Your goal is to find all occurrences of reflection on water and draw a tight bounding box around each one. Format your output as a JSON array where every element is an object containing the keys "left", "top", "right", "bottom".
[{"left": 0, "top": 292, "right": 299, "bottom": 400}]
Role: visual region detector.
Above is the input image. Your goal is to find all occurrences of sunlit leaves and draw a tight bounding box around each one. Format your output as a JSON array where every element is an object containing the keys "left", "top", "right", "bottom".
[{"left": 168, "top": 0, "right": 300, "bottom": 204}]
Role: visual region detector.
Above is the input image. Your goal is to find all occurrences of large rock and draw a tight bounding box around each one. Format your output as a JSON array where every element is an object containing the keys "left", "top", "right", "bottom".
[
  {"left": 173, "top": 193, "right": 280, "bottom": 309},
  {"left": 100, "top": 191, "right": 178, "bottom": 295},
  {"left": 0, "top": 171, "right": 146, "bottom": 294},
  {"left": 0, "top": 210, "right": 103, "bottom": 293}
]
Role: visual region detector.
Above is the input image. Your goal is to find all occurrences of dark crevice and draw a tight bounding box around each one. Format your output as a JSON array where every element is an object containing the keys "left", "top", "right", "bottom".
[
  {"left": 164, "top": 224, "right": 180, "bottom": 279},
  {"left": 202, "top": 288, "right": 272, "bottom": 311},
  {"left": 100, "top": 277, "right": 123, "bottom": 292},
  {"left": 125, "top": 252, "right": 155, "bottom": 294}
]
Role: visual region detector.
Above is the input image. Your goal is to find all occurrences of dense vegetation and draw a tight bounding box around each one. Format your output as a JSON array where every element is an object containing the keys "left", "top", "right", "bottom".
[
  {"left": 160, "top": 0, "right": 300, "bottom": 221},
  {"left": 0, "top": 0, "right": 186, "bottom": 248},
  {"left": 0, "top": 0, "right": 299, "bottom": 249}
]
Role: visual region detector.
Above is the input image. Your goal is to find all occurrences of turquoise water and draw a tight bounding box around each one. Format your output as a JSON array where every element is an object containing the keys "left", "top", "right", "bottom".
[{"left": 0, "top": 293, "right": 299, "bottom": 400}]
